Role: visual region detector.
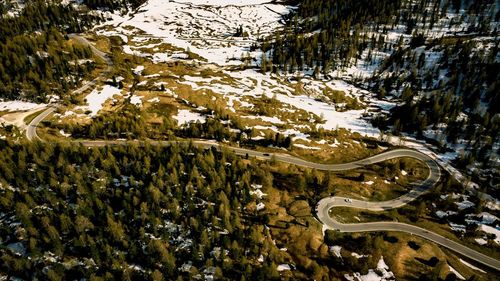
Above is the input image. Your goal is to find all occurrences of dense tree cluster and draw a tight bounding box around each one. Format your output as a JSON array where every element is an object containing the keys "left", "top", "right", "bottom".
[
  {"left": 266, "top": 0, "right": 497, "bottom": 73},
  {"left": 0, "top": 0, "right": 103, "bottom": 101},
  {"left": 180, "top": 116, "right": 293, "bottom": 149},
  {"left": 0, "top": 140, "right": 283, "bottom": 280},
  {"left": 0, "top": 28, "right": 95, "bottom": 101},
  {"left": 266, "top": 0, "right": 402, "bottom": 73},
  {"left": 370, "top": 36, "right": 499, "bottom": 168},
  {"left": 374, "top": 39, "right": 499, "bottom": 123},
  {"left": 64, "top": 104, "right": 166, "bottom": 140},
  {"left": 0, "top": 1, "right": 99, "bottom": 39}
]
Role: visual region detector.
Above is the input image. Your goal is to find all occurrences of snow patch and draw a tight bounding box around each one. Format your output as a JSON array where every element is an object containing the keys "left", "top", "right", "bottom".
[
  {"left": 249, "top": 189, "right": 267, "bottom": 199},
  {"left": 455, "top": 200, "right": 475, "bottom": 210},
  {"left": 130, "top": 94, "right": 143, "bottom": 107},
  {"left": 435, "top": 210, "right": 458, "bottom": 218},
  {"left": 0, "top": 101, "right": 45, "bottom": 112},
  {"left": 277, "top": 264, "right": 291, "bottom": 271},
  {"left": 173, "top": 109, "right": 206, "bottom": 126},
  {"left": 59, "top": 130, "right": 71, "bottom": 138},
  {"left": 244, "top": 115, "right": 285, "bottom": 125},
  {"left": 475, "top": 238, "right": 488, "bottom": 245},
  {"left": 133, "top": 65, "right": 144, "bottom": 75},
  {"left": 448, "top": 264, "right": 465, "bottom": 280},
  {"left": 449, "top": 223, "right": 466, "bottom": 233},
  {"left": 77, "top": 85, "right": 122, "bottom": 116},
  {"left": 148, "top": 97, "right": 160, "bottom": 103},
  {"left": 351, "top": 252, "right": 369, "bottom": 259},
  {"left": 256, "top": 202, "right": 265, "bottom": 211},
  {"left": 175, "top": 0, "right": 272, "bottom": 6},
  {"left": 478, "top": 224, "right": 500, "bottom": 244},
  {"left": 293, "top": 143, "right": 321, "bottom": 150},
  {"left": 344, "top": 256, "right": 395, "bottom": 281},
  {"left": 330, "top": 246, "right": 342, "bottom": 258}
]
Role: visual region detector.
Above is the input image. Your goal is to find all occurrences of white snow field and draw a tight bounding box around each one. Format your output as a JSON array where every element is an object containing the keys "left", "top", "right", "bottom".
[
  {"left": 176, "top": 0, "right": 272, "bottom": 6},
  {"left": 0, "top": 101, "right": 45, "bottom": 112},
  {"left": 178, "top": 68, "right": 385, "bottom": 137},
  {"left": 173, "top": 109, "right": 206, "bottom": 126},
  {"left": 277, "top": 264, "right": 291, "bottom": 271},
  {"left": 92, "top": 0, "right": 395, "bottom": 140},
  {"left": 97, "top": 0, "right": 292, "bottom": 66},
  {"left": 478, "top": 224, "right": 500, "bottom": 245},
  {"left": 76, "top": 85, "right": 122, "bottom": 116}
]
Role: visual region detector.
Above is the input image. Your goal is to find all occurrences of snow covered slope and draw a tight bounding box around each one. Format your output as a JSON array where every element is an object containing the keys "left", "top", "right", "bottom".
[
  {"left": 93, "top": 0, "right": 389, "bottom": 139},
  {"left": 97, "top": 0, "right": 291, "bottom": 65}
]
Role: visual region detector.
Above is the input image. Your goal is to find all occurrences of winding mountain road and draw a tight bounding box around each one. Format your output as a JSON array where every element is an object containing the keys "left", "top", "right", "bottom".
[
  {"left": 49, "top": 141, "right": 500, "bottom": 270},
  {"left": 24, "top": 36, "right": 500, "bottom": 271},
  {"left": 26, "top": 106, "right": 56, "bottom": 141},
  {"left": 26, "top": 34, "right": 113, "bottom": 141}
]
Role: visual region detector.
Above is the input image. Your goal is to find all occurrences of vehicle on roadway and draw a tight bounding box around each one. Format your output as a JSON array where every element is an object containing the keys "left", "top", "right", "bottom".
[{"left": 345, "top": 198, "right": 352, "bottom": 203}]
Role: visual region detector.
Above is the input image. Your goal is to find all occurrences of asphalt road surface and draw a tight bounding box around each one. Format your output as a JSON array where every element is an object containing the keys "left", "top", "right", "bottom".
[{"left": 26, "top": 106, "right": 56, "bottom": 141}]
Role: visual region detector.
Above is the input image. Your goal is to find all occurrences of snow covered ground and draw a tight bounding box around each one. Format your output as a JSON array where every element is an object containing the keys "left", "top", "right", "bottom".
[
  {"left": 478, "top": 224, "right": 500, "bottom": 244},
  {"left": 0, "top": 101, "right": 46, "bottom": 112},
  {"left": 277, "top": 264, "right": 291, "bottom": 271},
  {"left": 0, "top": 102, "right": 49, "bottom": 132},
  {"left": 173, "top": 109, "right": 206, "bottom": 126},
  {"left": 249, "top": 183, "right": 267, "bottom": 199},
  {"left": 91, "top": 0, "right": 396, "bottom": 142},
  {"left": 294, "top": 143, "right": 321, "bottom": 150},
  {"left": 96, "top": 0, "right": 292, "bottom": 66},
  {"left": 75, "top": 85, "right": 122, "bottom": 117},
  {"left": 92, "top": 0, "right": 397, "bottom": 141},
  {"left": 437, "top": 193, "right": 500, "bottom": 245},
  {"left": 351, "top": 252, "right": 369, "bottom": 259},
  {"left": 180, "top": 68, "right": 385, "bottom": 138},
  {"left": 256, "top": 202, "right": 265, "bottom": 211},
  {"left": 344, "top": 256, "right": 395, "bottom": 281},
  {"left": 384, "top": 134, "right": 490, "bottom": 201},
  {"left": 175, "top": 0, "right": 272, "bottom": 5},
  {"left": 128, "top": 93, "right": 143, "bottom": 107}
]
